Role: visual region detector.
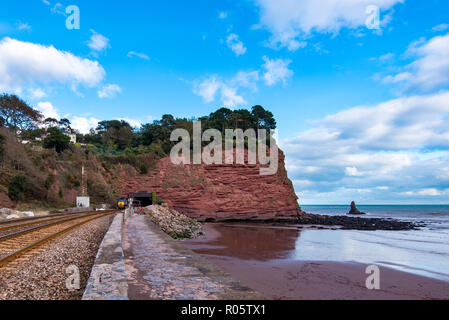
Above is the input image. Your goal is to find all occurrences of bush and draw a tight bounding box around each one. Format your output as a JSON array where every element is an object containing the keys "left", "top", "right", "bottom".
[
  {"left": 45, "top": 173, "right": 55, "bottom": 190},
  {"left": 8, "top": 175, "right": 28, "bottom": 201},
  {"left": 138, "top": 161, "right": 148, "bottom": 175}
]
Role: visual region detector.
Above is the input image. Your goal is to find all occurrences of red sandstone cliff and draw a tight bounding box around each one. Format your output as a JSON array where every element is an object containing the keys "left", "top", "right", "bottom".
[{"left": 120, "top": 149, "right": 303, "bottom": 222}]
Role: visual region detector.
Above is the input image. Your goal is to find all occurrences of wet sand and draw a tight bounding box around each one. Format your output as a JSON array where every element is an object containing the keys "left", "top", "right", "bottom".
[{"left": 182, "top": 223, "right": 449, "bottom": 300}]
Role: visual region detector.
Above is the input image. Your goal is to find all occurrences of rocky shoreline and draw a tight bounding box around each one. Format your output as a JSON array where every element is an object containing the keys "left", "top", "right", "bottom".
[
  {"left": 297, "top": 213, "right": 423, "bottom": 231},
  {"left": 141, "top": 205, "right": 203, "bottom": 239}
]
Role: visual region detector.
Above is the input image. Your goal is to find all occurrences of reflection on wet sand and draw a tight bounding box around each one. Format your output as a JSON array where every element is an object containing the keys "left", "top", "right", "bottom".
[{"left": 183, "top": 223, "right": 300, "bottom": 261}]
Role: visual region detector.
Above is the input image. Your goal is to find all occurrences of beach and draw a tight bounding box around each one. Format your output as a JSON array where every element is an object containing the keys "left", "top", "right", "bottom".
[{"left": 182, "top": 218, "right": 449, "bottom": 300}]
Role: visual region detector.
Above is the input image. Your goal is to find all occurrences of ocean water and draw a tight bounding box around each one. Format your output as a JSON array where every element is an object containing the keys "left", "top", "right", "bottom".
[
  {"left": 186, "top": 205, "right": 449, "bottom": 283},
  {"left": 296, "top": 205, "right": 449, "bottom": 281}
]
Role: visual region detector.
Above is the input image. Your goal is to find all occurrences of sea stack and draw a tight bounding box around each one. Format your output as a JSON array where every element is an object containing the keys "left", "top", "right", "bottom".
[{"left": 348, "top": 201, "right": 366, "bottom": 215}]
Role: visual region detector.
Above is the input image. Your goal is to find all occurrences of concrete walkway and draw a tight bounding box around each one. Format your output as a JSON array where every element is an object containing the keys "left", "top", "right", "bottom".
[
  {"left": 122, "top": 215, "right": 265, "bottom": 300},
  {"left": 83, "top": 213, "right": 128, "bottom": 300}
]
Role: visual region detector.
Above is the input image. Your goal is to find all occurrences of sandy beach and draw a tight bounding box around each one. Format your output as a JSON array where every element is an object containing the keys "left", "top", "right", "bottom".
[{"left": 182, "top": 223, "right": 449, "bottom": 300}]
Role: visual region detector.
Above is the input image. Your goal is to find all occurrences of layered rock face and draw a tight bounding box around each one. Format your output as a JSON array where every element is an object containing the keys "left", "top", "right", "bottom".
[{"left": 120, "top": 149, "right": 303, "bottom": 222}]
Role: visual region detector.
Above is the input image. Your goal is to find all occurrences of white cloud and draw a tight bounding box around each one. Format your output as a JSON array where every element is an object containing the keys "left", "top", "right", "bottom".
[
  {"left": 371, "top": 52, "right": 395, "bottom": 62},
  {"left": 51, "top": 2, "right": 65, "bottom": 15},
  {"left": 226, "top": 33, "right": 247, "bottom": 56},
  {"left": 193, "top": 76, "right": 245, "bottom": 108},
  {"left": 17, "top": 22, "right": 31, "bottom": 31},
  {"left": 98, "top": 84, "right": 121, "bottom": 99},
  {"left": 345, "top": 167, "right": 363, "bottom": 177},
  {"left": 282, "top": 91, "right": 449, "bottom": 202},
  {"left": 193, "top": 56, "right": 292, "bottom": 106},
  {"left": 221, "top": 86, "right": 246, "bottom": 107},
  {"left": 254, "top": 0, "right": 403, "bottom": 50},
  {"left": 382, "top": 33, "right": 449, "bottom": 91},
  {"left": 219, "top": 11, "right": 228, "bottom": 19},
  {"left": 87, "top": 30, "right": 110, "bottom": 52},
  {"left": 127, "top": 51, "right": 150, "bottom": 61},
  {"left": 42, "top": 0, "right": 50, "bottom": 5},
  {"left": 0, "top": 37, "right": 105, "bottom": 93},
  {"left": 29, "top": 88, "right": 47, "bottom": 99},
  {"left": 233, "top": 70, "right": 260, "bottom": 91},
  {"left": 262, "top": 56, "right": 293, "bottom": 86},
  {"left": 193, "top": 75, "right": 221, "bottom": 103},
  {"left": 37, "top": 101, "right": 60, "bottom": 120},
  {"left": 432, "top": 24, "right": 449, "bottom": 32},
  {"left": 71, "top": 116, "right": 100, "bottom": 134},
  {"left": 417, "top": 188, "right": 442, "bottom": 196}
]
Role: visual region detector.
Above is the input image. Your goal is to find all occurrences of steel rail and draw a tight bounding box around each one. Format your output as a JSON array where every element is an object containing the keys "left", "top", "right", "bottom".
[
  {"left": 0, "top": 210, "right": 98, "bottom": 226},
  {"left": 0, "top": 211, "right": 115, "bottom": 241},
  {"left": 0, "top": 210, "right": 119, "bottom": 268}
]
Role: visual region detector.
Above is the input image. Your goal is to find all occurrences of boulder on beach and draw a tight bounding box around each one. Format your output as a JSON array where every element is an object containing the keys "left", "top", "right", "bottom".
[{"left": 348, "top": 201, "right": 366, "bottom": 215}]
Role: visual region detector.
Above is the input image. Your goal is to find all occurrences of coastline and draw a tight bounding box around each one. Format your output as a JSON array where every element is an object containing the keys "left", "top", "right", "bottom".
[{"left": 182, "top": 223, "right": 449, "bottom": 300}]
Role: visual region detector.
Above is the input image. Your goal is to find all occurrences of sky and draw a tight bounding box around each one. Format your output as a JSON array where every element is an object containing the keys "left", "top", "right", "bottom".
[{"left": 1, "top": 0, "right": 449, "bottom": 204}]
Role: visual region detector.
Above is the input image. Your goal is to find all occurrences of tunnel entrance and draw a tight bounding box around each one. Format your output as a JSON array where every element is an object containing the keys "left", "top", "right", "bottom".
[{"left": 129, "top": 191, "right": 153, "bottom": 208}]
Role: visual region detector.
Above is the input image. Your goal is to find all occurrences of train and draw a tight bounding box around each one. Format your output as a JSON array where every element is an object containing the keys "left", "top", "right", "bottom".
[
  {"left": 117, "top": 191, "right": 155, "bottom": 210},
  {"left": 117, "top": 197, "right": 128, "bottom": 210}
]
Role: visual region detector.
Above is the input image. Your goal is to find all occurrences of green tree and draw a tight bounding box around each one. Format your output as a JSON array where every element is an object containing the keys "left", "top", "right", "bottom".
[
  {"left": 43, "top": 127, "right": 71, "bottom": 153},
  {"left": 251, "top": 105, "right": 277, "bottom": 131},
  {"left": 206, "top": 107, "right": 233, "bottom": 133},
  {"left": 231, "top": 109, "right": 255, "bottom": 130},
  {"left": 96, "top": 120, "right": 135, "bottom": 149},
  {"left": 58, "top": 118, "right": 72, "bottom": 131},
  {"left": 0, "top": 94, "right": 43, "bottom": 135},
  {"left": 44, "top": 117, "right": 59, "bottom": 128}
]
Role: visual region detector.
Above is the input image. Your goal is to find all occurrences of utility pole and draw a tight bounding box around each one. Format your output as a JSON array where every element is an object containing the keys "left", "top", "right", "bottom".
[
  {"left": 81, "top": 165, "right": 87, "bottom": 196},
  {"left": 76, "top": 165, "right": 90, "bottom": 209}
]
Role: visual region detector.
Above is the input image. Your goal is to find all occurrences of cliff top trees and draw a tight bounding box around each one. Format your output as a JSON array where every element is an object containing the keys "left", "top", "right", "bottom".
[
  {"left": 0, "top": 94, "right": 43, "bottom": 135},
  {"left": 96, "top": 120, "right": 135, "bottom": 149},
  {"left": 43, "top": 127, "right": 71, "bottom": 153},
  {"left": 252, "top": 105, "right": 276, "bottom": 131}
]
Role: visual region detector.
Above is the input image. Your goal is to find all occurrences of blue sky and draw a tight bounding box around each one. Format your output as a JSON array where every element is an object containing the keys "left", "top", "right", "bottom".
[{"left": 1, "top": 0, "right": 449, "bottom": 204}]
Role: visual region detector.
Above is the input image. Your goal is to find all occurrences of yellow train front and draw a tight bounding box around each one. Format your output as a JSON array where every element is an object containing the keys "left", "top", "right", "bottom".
[{"left": 117, "top": 198, "right": 128, "bottom": 210}]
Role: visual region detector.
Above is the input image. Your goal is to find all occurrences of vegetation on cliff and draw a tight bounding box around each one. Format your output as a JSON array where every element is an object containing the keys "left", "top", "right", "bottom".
[{"left": 0, "top": 93, "right": 281, "bottom": 209}]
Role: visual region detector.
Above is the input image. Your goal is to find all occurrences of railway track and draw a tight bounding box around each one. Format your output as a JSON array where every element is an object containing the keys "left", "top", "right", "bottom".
[
  {"left": 0, "top": 210, "right": 119, "bottom": 268},
  {"left": 0, "top": 211, "right": 117, "bottom": 236}
]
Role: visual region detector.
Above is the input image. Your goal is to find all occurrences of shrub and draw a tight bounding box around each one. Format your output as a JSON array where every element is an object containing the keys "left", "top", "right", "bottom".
[
  {"left": 45, "top": 173, "right": 55, "bottom": 190},
  {"left": 8, "top": 175, "right": 27, "bottom": 201},
  {"left": 138, "top": 161, "right": 148, "bottom": 175}
]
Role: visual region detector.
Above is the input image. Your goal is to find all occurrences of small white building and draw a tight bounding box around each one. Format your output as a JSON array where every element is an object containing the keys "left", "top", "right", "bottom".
[
  {"left": 65, "top": 129, "right": 77, "bottom": 144},
  {"left": 76, "top": 196, "right": 90, "bottom": 208}
]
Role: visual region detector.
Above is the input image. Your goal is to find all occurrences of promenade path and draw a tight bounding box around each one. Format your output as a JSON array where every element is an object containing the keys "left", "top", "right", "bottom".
[{"left": 84, "top": 213, "right": 264, "bottom": 300}]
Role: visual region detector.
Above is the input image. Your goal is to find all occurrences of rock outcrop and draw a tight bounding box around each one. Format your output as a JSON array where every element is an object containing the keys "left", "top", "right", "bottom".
[
  {"left": 121, "top": 149, "right": 303, "bottom": 222},
  {"left": 348, "top": 201, "right": 366, "bottom": 215}
]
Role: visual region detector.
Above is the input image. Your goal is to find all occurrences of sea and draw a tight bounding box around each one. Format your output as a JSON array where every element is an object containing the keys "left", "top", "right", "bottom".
[
  {"left": 296, "top": 205, "right": 449, "bottom": 282},
  {"left": 186, "top": 205, "right": 449, "bottom": 283}
]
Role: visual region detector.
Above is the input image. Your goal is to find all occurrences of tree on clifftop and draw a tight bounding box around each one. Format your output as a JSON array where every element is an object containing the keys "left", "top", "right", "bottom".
[
  {"left": 251, "top": 105, "right": 276, "bottom": 131},
  {"left": 0, "top": 94, "right": 43, "bottom": 135},
  {"left": 43, "top": 127, "right": 71, "bottom": 153}
]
